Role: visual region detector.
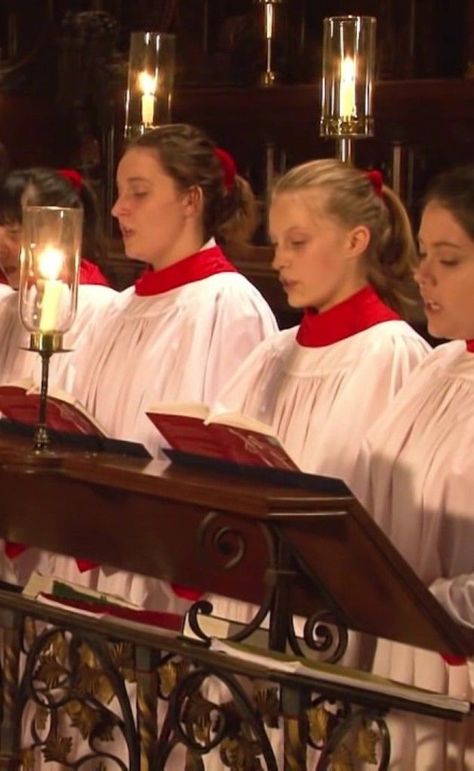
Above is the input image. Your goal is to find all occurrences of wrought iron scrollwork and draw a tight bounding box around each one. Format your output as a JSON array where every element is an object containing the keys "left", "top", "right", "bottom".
[
  {"left": 310, "top": 701, "right": 390, "bottom": 771},
  {"left": 286, "top": 611, "right": 349, "bottom": 664},
  {"left": 155, "top": 660, "right": 279, "bottom": 770},
  {"left": 18, "top": 621, "right": 140, "bottom": 770}
]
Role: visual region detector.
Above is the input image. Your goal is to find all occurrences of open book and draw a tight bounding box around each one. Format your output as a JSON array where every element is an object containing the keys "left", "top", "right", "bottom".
[
  {"left": 23, "top": 572, "right": 183, "bottom": 634},
  {"left": 0, "top": 378, "right": 106, "bottom": 437},
  {"left": 0, "top": 379, "right": 150, "bottom": 457},
  {"left": 210, "top": 638, "right": 472, "bottom": 717},
  {"left": 146, "top": 402, "right": 300, "bottom": 471}
]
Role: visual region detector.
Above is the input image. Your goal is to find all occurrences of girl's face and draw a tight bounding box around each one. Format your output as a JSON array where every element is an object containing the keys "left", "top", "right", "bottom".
[
  {"left": 269, "top": 191, "right": 368, "bottom": 312},
  {"left": 416, "top": 202, "right": 474, "bottom": 340},
  {"left": 112, "top": 147, "right": 202, "bottom": 269},
  {"left": 0, "top": 222, "right": 22, "bottom": 288}
]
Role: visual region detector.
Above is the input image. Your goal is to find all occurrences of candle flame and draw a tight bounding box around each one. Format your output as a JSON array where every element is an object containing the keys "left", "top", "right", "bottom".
[
  {"left": 38, "top": 247, "right": 64, "bottom": 280},
  {"left": 138, "top": 71, "right": 157, "bottom": 95}
]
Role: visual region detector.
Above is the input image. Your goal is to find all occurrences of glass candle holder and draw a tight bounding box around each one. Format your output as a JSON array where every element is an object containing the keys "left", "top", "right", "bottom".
[
  {"left": 19, "top": 206, "right": 82, "bottom": 348},
  {"left": 18, "top": 206, "right": 82, "bottom": 452},
  {"left": 320, "top": 16, "right": 376, "bottom": 140},
  {"left": 124, "top": 32, "right": 176, "bottom": 138}
]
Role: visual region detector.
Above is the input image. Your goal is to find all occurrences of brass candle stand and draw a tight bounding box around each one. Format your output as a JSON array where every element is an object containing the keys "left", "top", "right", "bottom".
[
  {"left": 255, "top": 0, "right": 285, "bottom": 87},
  {"left": 27, "top": 332, "right": 64, "bottom": 453}
]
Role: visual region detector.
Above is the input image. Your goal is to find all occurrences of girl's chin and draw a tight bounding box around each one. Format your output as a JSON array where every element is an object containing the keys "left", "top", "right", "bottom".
[
  {"left": 426, "top": 320, "right": 459, "bottom": 341},
  {"left": 285, "top": 292, "right": 307, "bottom": 309}
]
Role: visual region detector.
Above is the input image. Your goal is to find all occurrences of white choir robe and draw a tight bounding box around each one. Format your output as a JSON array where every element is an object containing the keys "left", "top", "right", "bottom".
[
  {"left": 354, "top": 340, "right": 474, "bottom": 770},
  {"left": 0, "top": 285, "right": 117, "bottom": 587},
  {"left": 213, "top": 319, "right": 430, "bottom": 482},
  {"left": 207, "top": 320, "right": 430, "bottom": 626},
  {"left": 195, "top": 318, "right": 431, "bottom": 770},
  {"left": 45, "top": 270, "right": 277, "bottom": 601}
]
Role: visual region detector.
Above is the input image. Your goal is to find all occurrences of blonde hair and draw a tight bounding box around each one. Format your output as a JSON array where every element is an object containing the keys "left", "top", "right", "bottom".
[{"left": 272, "top": 158, "right": 418, "bottom": 317}]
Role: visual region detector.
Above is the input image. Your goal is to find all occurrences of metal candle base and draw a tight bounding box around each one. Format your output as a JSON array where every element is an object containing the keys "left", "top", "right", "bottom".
[
  {"left": 29, "top": 332, "right": 64, "bottom": 354},
  {"left": 28, "top": 332, "right": 64, "bottom": 454}
]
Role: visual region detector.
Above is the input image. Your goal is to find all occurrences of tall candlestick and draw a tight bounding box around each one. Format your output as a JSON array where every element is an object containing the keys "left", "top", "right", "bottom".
[
  {"left": 339, "top": 56, "right": 356, "bottom": 118},
  {"left": 138, "top": 71, "right": 157, "bottom": 126},
  {"left": 38, "top": 247, "right": 64, "bottom": 332}
]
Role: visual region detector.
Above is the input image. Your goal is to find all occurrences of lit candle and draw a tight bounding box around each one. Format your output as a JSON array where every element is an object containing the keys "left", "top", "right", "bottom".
[
  {"left": 339, "top": 56, "right": 356, "bottom": 118},
  {"left": 265, "top": 3, "right": 274, "bottom": 39},
  {"left": 138, "top": 71, "right": 157, "bottom": 126},
  {"left": 38, "top": 247, "right": 64, "bottom": 332}
]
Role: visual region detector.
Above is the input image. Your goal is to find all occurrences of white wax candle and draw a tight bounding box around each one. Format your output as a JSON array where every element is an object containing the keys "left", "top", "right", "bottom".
[
  {"left": 339, "top": 56, "right": 356, "bottom": 118},
  {"left": 138, "top": 71, "right": 157, "bottom": 126},
  {"left": 40, "top": 280, "right": 63, "bottom": 331},
  {"left": 38, "top": 247, "right": 64, "bottom": 332}
]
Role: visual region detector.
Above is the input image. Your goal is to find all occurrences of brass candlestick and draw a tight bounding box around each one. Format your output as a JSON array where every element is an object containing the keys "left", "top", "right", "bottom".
[
  {"left": 254, "top": 0, "right": 285, "bottom": 87},
  {"left": 28, "top": 332, "right": 64, "bottom": 452}
]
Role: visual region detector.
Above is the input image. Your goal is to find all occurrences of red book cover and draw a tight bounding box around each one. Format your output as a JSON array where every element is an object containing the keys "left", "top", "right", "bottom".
[
  {"left": 0, "top": 383, "right": 105, "bottom": 437},
  {"left": 146, "top": 409, "right": 299, "bottom": 471},
  {"left": 40, "top": 593, "right": 183, "bottom": 632}
]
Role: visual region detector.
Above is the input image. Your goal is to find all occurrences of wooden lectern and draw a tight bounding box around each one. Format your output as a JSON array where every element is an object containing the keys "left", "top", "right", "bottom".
[{"left": 0, "top": 431, "right": 472, "bottom": 769}]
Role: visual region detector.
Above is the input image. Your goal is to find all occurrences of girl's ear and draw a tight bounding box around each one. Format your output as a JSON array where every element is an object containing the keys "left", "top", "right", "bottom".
[
  {"left": 182, "top": 185, "right": 203, "bottom": 218},
  {"left": 347, "top": 224, "right": 371, "bottom": 257}
]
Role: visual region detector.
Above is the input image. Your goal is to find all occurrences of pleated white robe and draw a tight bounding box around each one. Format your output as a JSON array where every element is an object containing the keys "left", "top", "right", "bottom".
[
  {"left": 355, "top": 340, "right": 474, "bottom": 770},
  {"left": 44, "top": 269, "right": 277, "bottom": 599}
]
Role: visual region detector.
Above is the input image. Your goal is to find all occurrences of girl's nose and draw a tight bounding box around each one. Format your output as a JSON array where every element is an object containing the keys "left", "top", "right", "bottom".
[
  {"left": 414, "top": 257, "right": 435, "bottom": 288},
  {"left": 111, "top": 192, "right": 126, "bottom": 218}
]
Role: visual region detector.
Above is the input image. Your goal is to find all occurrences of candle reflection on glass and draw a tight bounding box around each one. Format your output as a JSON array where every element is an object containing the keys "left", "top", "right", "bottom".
[
  {"left": 138, "top": 70, "right": 157, "bottom": 126},
  {"left": 38, "top": 247, "right": 64, "bottom": 332}
]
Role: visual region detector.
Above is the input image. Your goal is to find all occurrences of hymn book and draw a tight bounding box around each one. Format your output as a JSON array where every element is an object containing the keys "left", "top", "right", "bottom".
[
  {"left": 146, "top": 402, "right": 300, "bottom": 471},
  {"left": 23, "top": 572, "right": 183, "bottom": 634},
  {"left": 210, "top": 639, "right": 472, "bottom": 717},
  {"left": 0, "top": 378, "right": 106, "bottom": 436}
]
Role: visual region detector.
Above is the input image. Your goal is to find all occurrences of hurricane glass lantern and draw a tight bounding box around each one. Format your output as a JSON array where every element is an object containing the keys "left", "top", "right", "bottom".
[
  {"left": 320, "top": 16, "right": 376, "bottom": 164},
  {"left": 18, "top": 205, "right": 83, "bottom": 452},
  {"left": 124, "top": 32, "right": 175, "bottom": 138}
]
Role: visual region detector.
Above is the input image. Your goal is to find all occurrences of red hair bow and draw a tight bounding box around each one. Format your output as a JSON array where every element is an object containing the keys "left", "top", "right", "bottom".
[
  {"left": 58, "top": 168, "right": 82, "bottom": 192},
  {"left": 215, "top": 147, "right": 237, "bottom": 192},
  {"left": 366, "top": 169, "right": 384, "bottom": 197}
]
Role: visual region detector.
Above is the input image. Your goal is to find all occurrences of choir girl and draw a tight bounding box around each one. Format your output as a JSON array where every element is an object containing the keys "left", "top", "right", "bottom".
[{"left": 355, "top": 163, "right": 474, "bottom": 769}]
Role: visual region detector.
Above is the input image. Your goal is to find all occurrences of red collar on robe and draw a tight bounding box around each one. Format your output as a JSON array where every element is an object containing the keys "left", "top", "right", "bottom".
[
  {"left": 466, "top": 340, "right": 474, "bottom": 353},
  {"left": 0, "top": 271, "right": 8, "bottom": 285},
  {"left": 296, "top": 285, "right": 401, "bottom": 348},
  {"left": 80, "top": 258, "right": 110, "bottom": 287},
  {"left": 134, "top": 245, "right": 237, "bottom": 297}
]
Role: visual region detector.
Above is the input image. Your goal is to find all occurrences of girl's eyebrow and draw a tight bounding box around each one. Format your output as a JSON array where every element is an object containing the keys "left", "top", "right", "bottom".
[
  {"left": 417, "top": 236, "right": 462, "bottom": 250},
  {"left": 126, "top": 176, "right": 150, "bottom": 183}
]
